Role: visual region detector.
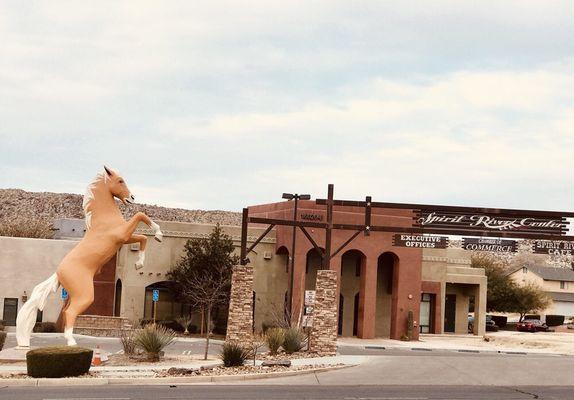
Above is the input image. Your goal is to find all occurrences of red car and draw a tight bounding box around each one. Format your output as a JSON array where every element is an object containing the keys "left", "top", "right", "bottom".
[{"left": 516, "top": 319, "right": 550, "bottom": 332}]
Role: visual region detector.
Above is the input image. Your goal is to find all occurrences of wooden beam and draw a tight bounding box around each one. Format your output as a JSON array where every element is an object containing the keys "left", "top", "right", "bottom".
[
  {"left": 299, "top": 226, "right": 325, "bottom": 258},
  {"left": 316, "top": 199, "right": 574, "bottom": 218},
  {"left": 248, "top": 216, "right": 327, "bottom": 229},
  {"left": 323, "top": 184, "right": 334, "bottom": 270},
  {"left": 246, "top": 224, "right": 275, "bottom": 255},
  {"left": 364, "top": 196, "right": 372, "bottom": 236},
  {"left": 240, "top": 208, "right": 249, "bottom": 265},
  {"left": 331, "top": 230, "right": 363, "bottom": 259}
]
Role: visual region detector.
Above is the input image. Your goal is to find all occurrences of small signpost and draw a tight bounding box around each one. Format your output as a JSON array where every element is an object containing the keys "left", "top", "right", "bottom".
[
  {"left": 304, "top": 290, "right": 316, "bottom": 306},
  {"left": 303, "top": 290, "right": 316, "bottom": 328},
  {"left": 152, "top": 289, "right": 159, "bottom": 322}
]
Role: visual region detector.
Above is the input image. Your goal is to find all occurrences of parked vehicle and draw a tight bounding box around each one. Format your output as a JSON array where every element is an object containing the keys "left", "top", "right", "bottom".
[
  {"left": 516, "top": 319, "right": 550, "bottom": 332},
  {"left": 468, "top": 315, "right": 499, "bottom": 333}
]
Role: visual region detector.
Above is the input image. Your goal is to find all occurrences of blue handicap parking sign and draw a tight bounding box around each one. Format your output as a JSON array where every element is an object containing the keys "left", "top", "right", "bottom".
[
  {"left": 152, "top": 289, "right": 159, "bottom": 302},
  {"left": 61, "top": 288, "right": 68, "bottom": 300}
]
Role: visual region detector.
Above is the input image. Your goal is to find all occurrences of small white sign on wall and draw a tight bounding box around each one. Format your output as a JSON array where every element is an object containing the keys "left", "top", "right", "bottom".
[{"left": 305, "top": 290, "right": 316, "bottom": 306}]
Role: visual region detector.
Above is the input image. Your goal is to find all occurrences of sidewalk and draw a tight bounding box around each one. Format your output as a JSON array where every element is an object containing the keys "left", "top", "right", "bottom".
[{"left": 339, "top": 331, "right": 574, "bottom": 355}]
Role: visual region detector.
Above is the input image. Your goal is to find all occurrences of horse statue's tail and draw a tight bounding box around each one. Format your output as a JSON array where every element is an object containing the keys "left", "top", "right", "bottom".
[{"left": 16, "top": 273, "right": 60, "bottom": 348}]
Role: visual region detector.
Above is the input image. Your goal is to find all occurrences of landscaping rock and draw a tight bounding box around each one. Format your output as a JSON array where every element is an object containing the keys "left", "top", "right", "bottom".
[
  {"left": 262, "top": 360, "right": 291, "bottom": 367},
  {"left": 167, "top": 367, "right": 197, "bottom": 376}
]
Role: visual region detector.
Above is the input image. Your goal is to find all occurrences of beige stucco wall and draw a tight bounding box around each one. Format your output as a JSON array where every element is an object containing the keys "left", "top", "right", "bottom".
[
  {"left": 422, "top": 247, "right": 486, "bottom": 336},
  {"left": 116, "top": 221, "right": 288, "bottom": 331},
  {"left": 0, "top": 236, "right": 77, "bottom": 325}
]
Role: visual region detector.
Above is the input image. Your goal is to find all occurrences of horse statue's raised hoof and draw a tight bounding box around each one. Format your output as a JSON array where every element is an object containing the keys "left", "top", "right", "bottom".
[{"left": 135, "top": 251, "right": 145, "bottom": 270}]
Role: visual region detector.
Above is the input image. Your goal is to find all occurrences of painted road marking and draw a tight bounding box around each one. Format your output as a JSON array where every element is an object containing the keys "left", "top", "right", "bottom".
[{"left": 44, "top": 398, "right": 130, "bottom": 400}]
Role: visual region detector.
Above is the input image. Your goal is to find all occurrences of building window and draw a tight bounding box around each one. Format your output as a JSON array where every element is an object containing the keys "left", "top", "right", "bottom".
[
  {"left": 522, "top": 267, "right": 528, "bottom": 274},
  {"left": 561, "top": 281, "right": 567, "bottom": 290},
  {"left": 420, "top": 293, "right": 433, "bottom": 334}
]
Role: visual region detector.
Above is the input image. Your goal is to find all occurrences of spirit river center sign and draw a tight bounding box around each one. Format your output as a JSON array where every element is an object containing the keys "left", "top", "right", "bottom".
[{"left": 417, "top": 212, "right": 567, "bottom": 233}]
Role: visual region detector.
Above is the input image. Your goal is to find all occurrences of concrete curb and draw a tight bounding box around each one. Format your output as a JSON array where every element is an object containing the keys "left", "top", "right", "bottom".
[
  {"left": 362, "top": 345, "right": 568, "bottom": 356},
  {"left": 0, "top": 365, "right": 349, "bottom": 387}
]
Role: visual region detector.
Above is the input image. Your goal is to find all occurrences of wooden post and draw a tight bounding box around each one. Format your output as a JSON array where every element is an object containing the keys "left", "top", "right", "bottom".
[
  {"left": 241, "top": 208, "right": 249, "bottom": 265},
  {"left": 323, "top": 184, "right": 334, "bottom": 270}
]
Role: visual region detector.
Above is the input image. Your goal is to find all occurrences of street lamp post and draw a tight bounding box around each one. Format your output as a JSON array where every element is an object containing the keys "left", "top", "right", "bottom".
[{"left": 282, "top": 192, "right": 311, "bottom": 317}]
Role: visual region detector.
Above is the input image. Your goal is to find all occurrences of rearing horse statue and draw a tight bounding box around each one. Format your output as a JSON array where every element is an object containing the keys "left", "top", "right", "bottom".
[{"left": 16, "top": 166, "right": 163, "bottom": 347}]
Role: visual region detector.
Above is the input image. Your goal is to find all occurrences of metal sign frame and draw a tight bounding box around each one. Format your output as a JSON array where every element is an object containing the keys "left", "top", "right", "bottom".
[{"left": 240, "top": 184, "right": 574, "bottom": 269}]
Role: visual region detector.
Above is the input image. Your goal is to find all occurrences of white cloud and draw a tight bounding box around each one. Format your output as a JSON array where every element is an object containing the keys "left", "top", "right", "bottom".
[{"left": 0, "top": 1, "right": 573, "bottom": 211}]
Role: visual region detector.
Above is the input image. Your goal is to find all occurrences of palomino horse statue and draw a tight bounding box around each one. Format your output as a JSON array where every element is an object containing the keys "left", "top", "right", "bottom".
[{"left": 16, "top": 166, "right": 163, "bottom": 347}]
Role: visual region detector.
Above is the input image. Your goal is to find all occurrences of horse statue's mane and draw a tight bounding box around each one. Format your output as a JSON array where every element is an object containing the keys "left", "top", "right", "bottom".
[{"left": 82, "top": 171, "right": 108, "bottom": 230}]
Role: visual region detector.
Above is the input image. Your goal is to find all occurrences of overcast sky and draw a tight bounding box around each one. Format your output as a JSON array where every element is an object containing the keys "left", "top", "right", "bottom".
[{"left": 1, "top": 1, "right": 573, "bottom": 212}]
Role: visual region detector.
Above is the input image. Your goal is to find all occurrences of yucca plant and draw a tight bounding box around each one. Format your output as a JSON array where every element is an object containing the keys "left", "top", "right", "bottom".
[
  {"left": 283, "top": 327, "right": 305, "bottom": 354},
  {"left": 176, "top": 316, "right": 193, "bottom": 335},
  {"left": 119, "top": 329, "right": 137, "bottom": 356},
  {"left": 134, "top": 323, "right": 175, "bottom": 361},
  {"left": 265, "top": 327, "right": 285, "bottom": 355},
  {"left": 220, "top": 341, "right": 249, "bottom": 367}
]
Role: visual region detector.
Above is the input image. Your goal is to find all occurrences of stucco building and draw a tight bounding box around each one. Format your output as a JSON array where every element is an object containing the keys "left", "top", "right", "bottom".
[
  {"left": 1, "top": 209, "right": 486, "bottom": 339},
  {"left": 249, "top": 200, "right": 487, "bottom": 339}
]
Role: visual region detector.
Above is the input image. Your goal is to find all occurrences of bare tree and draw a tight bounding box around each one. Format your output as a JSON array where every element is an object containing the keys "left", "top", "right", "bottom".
[{"left": 181, "top": 264, "right": 232, "bottom": 360}]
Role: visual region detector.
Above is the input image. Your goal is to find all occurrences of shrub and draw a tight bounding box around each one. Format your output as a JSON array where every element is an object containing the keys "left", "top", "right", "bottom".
[
  {"left": 134, "top": 323, "right": 175, "bottom": 361},
  {"left": 188, "top": 325, "right": 198, "bottom": 334},
  {"left": 220, "top": 342, "right": 249, "bottom": 367},
  {"left": 546, "top": 315, "right": 565, "bottom": 327},
  {"left": 26, "top": 346, "right": 92, "bottom": 378},
  {"left": 159, "top": 320, "right": 184, "bottom": 333},
  {"left": 120, "top": 329, "right": 137, "bottom": 356},
  {"left": 176, "top": 316, "right": 193, "bottom": 334},
  {"left": 0, "top": 331, "right": 6, "bottom": 351},
  {"left": 265, "top": 328, "right": 285, "bottom": 355},
  {"left": 33, "top": 322, "right": 57, "bottom": 333},
  {"left": 283, "top": 327, "right": 305, "bottom": 354}
]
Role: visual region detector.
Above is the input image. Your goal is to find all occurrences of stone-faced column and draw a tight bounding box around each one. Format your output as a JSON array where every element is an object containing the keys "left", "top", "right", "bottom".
[
  {"left": 309, "top": 270, "right": 338, "bottom": 356},
  {"left": 226, "top": 265, "right": 254, "bottom": 342}
]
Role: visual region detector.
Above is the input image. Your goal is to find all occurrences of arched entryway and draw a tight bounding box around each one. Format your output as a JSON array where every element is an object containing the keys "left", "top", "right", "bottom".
[
  {"left": 144, "top": 281, "right": 190, "bottom": 321},
  {"left": 338, "top": 249, "right": 364, "bottom": 337},
  {"left": 375, "top": 252, "right": 398, "bottom": 337},
  {"left": 114, "top": 279, "right": 122, "bottom": 317},
  {"left": 305, "top": 248, "right": 323, "bottom": 291}
]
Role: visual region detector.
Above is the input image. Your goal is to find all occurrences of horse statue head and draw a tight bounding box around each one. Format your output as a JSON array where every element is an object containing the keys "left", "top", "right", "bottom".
[{"left": 103, "top": 165, "right": 135, "bottom": 205}]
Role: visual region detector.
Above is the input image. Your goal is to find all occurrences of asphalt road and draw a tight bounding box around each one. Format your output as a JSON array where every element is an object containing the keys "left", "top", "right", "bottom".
[{"left": 1, "top": 385, "right": 573, "bottom": 400}]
